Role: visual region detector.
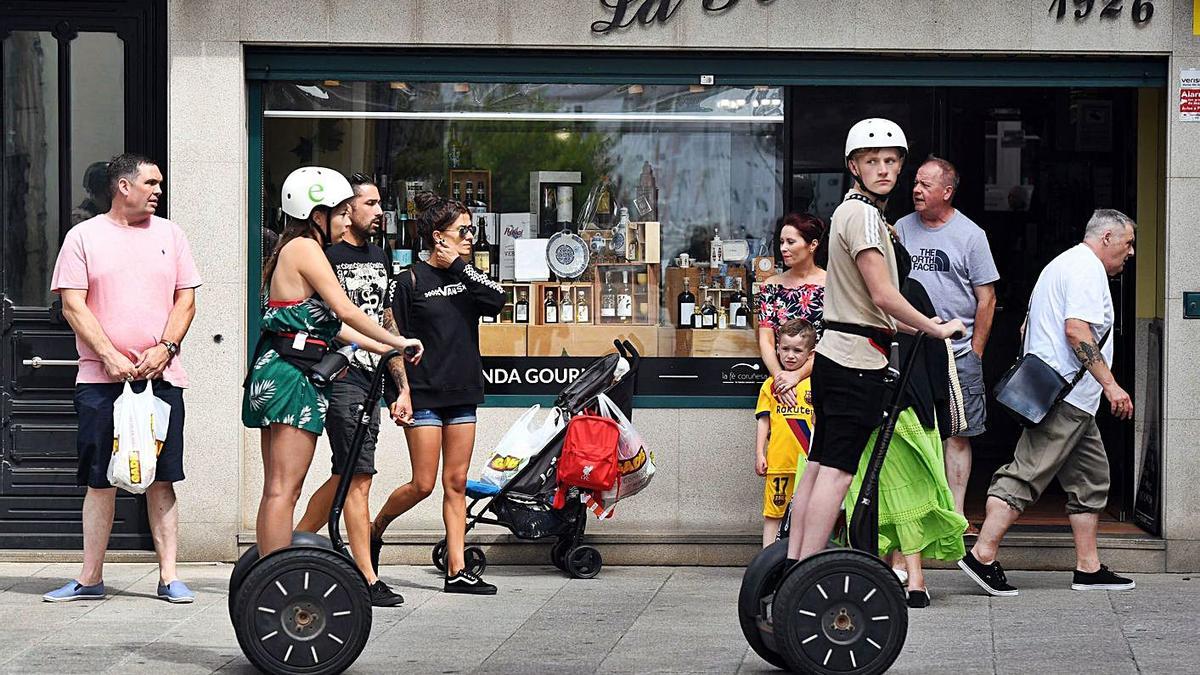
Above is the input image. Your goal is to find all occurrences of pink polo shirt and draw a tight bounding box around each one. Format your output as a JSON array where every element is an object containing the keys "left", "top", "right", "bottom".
[{"left": 50, "top": 214, "right": 202, "bottom": 386}]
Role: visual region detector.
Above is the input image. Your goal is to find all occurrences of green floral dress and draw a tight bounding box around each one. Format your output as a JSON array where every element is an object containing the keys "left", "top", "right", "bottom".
[{"left": 241, "top": 296, "right": 341, "bottom": 435}]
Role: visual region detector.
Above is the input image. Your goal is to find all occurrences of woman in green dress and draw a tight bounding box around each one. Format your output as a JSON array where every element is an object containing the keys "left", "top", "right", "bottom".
[
  {"left": 242, "top": 167, "right": 423, "bottom": 557},
  {"left": 844, "top": 278, "right": 968, "bottom": 608}
]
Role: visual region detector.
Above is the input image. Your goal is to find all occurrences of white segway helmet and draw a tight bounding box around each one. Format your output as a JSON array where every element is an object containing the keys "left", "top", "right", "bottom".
[
  {"left": 280, "top": 166, "right": 355, "bottom": 220},
  {"left": 844, "top": 118, "right": 908, "bottom": 160}
]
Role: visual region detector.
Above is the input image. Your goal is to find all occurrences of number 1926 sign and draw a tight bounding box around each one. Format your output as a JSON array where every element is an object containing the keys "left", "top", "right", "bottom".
[{"left": 1047, "top": 0, "right": 1154, "bottom": 23}]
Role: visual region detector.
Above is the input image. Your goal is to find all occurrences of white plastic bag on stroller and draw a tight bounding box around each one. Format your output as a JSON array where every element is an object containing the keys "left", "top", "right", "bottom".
[
  {"left": 585, "top": 393, "right": 656, "bottom": 516},
  {"left": 480, "top": 404, "right": 564, "bottom": 489},
  {"left": 107, "top": 381, "right": 171, "bottom": 494}
]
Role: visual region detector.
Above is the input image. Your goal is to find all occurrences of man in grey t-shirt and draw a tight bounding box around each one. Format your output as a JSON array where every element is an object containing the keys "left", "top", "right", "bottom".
[{"left": 896, "top": 156, "right": 999, "bottom": 526}]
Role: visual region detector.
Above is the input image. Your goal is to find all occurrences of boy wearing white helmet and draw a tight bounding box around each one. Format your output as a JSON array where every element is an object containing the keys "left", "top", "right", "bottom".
[
  {"left": 785, "top": 120, "right": 965, "bottom": 562},
  {"left": 242, "top": 167, "right": 424, "bottom": 585}
]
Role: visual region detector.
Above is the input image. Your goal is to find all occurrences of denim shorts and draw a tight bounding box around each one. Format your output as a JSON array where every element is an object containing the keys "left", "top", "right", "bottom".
[{"left": 411, "top": 404, "right": 478, "bottom": 428}]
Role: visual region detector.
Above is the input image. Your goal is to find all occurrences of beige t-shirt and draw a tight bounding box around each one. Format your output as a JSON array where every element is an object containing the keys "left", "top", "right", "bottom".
[{"left": 815, "top": 192, "right": 899, "bottom": 370}]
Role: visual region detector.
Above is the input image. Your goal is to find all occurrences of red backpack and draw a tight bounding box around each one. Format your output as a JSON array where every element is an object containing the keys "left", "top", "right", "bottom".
[{"left": 553, "top": 411, "right": 621, "bottom": 508}]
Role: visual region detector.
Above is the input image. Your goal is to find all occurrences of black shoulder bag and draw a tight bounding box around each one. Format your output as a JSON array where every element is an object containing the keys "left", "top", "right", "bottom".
[{"left": 993, "top": 315, "right": 1110, "bottom": 427}]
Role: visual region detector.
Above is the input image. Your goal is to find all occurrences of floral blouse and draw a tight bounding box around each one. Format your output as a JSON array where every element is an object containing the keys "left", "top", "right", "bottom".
[{"left": 757, "top": 283, "right": 825, "bottom": 339}]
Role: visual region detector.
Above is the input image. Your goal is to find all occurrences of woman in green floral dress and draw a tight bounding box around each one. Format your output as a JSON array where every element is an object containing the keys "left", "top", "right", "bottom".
[{"left": 243, "top": 167, "right": 423, "bottom": 557}]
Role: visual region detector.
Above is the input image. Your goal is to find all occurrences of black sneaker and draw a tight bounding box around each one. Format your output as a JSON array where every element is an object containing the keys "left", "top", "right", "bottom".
[
  {"left": 369, "top": 536, "right": 384, "bottom": 576},
  {"left": 444, "top": 570, "right": 497, "bottom": 595},
  {"left": 369, "top": 579, "right": 405, "bottom": 607},
  {"left": 958, "top": 551, "right": 1019, "bottom": 597},
  {"left": 1072, "top": 565, "right": 1135, "bottom": 591},
  {"left": 906, "top": 589, "right": 930, "bottom": 609}
]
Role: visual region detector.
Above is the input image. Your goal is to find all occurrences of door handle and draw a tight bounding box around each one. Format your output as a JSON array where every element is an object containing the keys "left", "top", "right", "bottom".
[{"left": 22, "top": 357, "right": 79, "bottom": 368}]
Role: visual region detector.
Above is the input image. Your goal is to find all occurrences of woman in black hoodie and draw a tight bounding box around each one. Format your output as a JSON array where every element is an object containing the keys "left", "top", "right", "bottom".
[{"left": 372, "top": 191, "right": 505, "bottom": 595}]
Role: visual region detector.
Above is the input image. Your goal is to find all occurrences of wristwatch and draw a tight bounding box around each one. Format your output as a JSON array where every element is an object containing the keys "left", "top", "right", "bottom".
[{"left": 159, "top": 339, "right": 179, "bottom": 356}]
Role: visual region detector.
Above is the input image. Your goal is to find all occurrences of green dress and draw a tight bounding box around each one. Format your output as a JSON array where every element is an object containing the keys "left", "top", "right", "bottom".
[
  {"left": 844, "top": 408, "right": 968, "bottom": 561},
  {"left": 241, "top": 296, "right": 341, "bottom": 435}
]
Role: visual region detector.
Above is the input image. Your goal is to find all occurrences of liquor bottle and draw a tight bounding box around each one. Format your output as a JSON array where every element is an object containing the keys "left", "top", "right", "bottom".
[
  {"left": 560, "top": 290, "right": 574, "bottom": 323},
  {"left": 382, "top": 188, "right": 398, "bottom": 239},
  {"left": 476, "top": 181, "right": 488, "bottom": 211},
  {"left": 576, "top": 290, "right": 591, "bottom": 324},
  {"left": 515, "top": 290, "right": 529, "bottom": 324},
  {"left": 544, "top": 290, "right": 558, "bottom": 324},
  {"left": 617, "top": 271, "right": 633, "bottom": 323},
  {"left": 701, "top": 293, "right": 718, "bottom": 329},
  {"left": 735, "top": 299, "right": 750, "bottom": 329},
  {"left": 677, "top": 278, "right": 696, "bottom": 329},
  {"left": 540, "top": 186, "right": 558, "bottom": 233},
  {"left": 596, "top": 175, "right": 613, "bottom": 226},
  {"left": 691, "top": 301, "right": 703, "bottom": 329},
  {"left": 465, "top": 180, "right": 475, "bottom": 207},
  {"left": 717, "top": 307, "right": 729, "bottom": 330},
  {"left": 615, "top": 207, "right": 634, "bottom": 260},
  {"left": 473, "top": 215, "right": 491, "bottom": 274},
  {"left": 729, "top": 277, "right": 744, "bottom": 321},
  {"left": 395, "top": 211, "right": 414, "bottom": 268},
  {"left": 601, "top": 272, "right": 617, "bottom": 322},
  {"left": 710, "top": 227, "right": 724, "bottom": 269},
  {"left": 452, "top": 180, "right": 462, "bottom": 204}
]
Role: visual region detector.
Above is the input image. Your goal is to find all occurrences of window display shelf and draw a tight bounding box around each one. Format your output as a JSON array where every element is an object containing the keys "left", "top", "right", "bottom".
[
  {"left": 479, "top": 324, "right": 528, "bottom": 356},
  {"left": 658, "top": 327, "right": 759, "bottom": 358},
  {"left": 526, "top": 325, "right": 659, "bottom": 358}
]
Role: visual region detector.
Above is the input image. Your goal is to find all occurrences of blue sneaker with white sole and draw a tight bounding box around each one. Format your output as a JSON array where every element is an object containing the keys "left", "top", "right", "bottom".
[
  {"left": 43, "top": 580, "right": 106, "bottom": 602},
  {"left": 157, "top": 580, "right": 195, "bottom": 603}
]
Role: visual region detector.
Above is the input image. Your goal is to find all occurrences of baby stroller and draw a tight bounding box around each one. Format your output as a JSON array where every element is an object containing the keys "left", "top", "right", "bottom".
[{"left": 429, "top": 340, "right": 641, "bottom": 580}]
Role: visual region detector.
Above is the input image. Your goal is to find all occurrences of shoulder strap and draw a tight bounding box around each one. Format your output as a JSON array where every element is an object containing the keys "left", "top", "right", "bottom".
[{"left": 1068, "top": 326, "right": 1112, "bottom": 388}]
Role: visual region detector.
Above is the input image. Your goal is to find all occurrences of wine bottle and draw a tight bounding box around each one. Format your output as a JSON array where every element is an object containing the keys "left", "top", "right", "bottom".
[
  {"left": 601, "top": 272, "right": 617, "bottom": 322},
  {"left": 452, "top": 180, "right": 462, "bottom": 204},
  {"left": 729, "top": 277, "right": 745, "bottom": 320},
  {"left": 691, "top": 301, "right": 703, "bottom": 329},
  {"left": 677, "top": 278, "right": 696, "bottom": 329},
  {"left": 544, "top": 290, "right": 558, "bottom": 324},
  {"left": 515, "top": 290, "right": 529, "bottom": 324},
  {"left": 735, "top": 300, "right": 750, "bottom": 329},
  {"left": 701, "top": 292, "right": 717, "bottom": 329},
  {"left": 476, "top": 181, "right": 488, "bottom": 211},
  {"left": 473, "top": 215, "right": 491, "bottom": 274}
]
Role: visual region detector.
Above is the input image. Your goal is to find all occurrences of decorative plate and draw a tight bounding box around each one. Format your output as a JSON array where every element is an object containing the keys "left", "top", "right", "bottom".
[{"left": 547, "top": 229, "right": 590, "bottom": 279}]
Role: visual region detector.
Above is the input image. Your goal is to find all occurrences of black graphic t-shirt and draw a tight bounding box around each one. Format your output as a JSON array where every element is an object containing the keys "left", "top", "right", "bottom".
[{"left": 325, "top": 240, "right": 394, "bottom": 388}]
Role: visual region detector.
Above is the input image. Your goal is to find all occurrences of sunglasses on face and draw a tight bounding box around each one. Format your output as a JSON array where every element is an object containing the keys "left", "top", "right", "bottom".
[{"left": 444, "top": 224, "right": 477, "bottom": 239}]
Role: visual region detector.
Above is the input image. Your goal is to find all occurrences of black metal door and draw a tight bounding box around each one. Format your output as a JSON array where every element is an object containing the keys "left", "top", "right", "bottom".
[{"left": 0, "top": 0, "right": 165, "bottom": 548}]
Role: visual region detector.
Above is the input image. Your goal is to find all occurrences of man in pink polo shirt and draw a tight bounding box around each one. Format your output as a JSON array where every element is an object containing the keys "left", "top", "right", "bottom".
[{"left": 43, "top": 154, "right": 202, "bottom": 603}]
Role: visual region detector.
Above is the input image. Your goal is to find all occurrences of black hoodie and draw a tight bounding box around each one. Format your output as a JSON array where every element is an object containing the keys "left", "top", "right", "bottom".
[{"left": 386, "top": 257, "right": 505, "bottom": 408}]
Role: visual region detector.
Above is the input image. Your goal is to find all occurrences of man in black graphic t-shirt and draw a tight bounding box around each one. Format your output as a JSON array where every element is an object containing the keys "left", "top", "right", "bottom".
[{"left": 294, "top": 173, "right": 407, "bottom": 607}]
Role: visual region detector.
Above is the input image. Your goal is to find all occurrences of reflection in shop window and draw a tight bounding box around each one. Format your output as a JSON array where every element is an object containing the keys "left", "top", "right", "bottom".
[{"left": 262, "top": 81, "right": 784, "bottom": 360}]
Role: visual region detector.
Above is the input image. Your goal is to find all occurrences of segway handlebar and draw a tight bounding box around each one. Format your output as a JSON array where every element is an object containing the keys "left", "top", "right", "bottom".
[{"left": 328, "top": 349, "right": 405, "bottom": 557}]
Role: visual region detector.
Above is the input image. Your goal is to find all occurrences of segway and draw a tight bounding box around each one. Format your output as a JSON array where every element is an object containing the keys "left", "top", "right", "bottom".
[
  {"left": 229, "top": 349, "right": 405, "bottom": 675},
  {"left": 739, "top": 333, "right": 934, "bottom": 675}
]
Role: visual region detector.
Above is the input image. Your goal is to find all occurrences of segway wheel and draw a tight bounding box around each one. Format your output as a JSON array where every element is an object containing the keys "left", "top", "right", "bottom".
[
  {"left": 229, "top": 532, "right": 334, "bottom": 624},
  {"left": 233, "top": 547, "right": 372, "bottom": 675},
  {"left": 737, "top": 538, "right": 792, "bottom": 671},
  {"left": 565, "top": 545, "right": 602, "bottom": 579},
  {"left": 464, "top": 546, "right": 487, "bottom": 577},
  {"left": 550, "top": 539, "right": 571, "bottom": 571},
  {"left": 773, "top": 549, "right": 907, "bottom": 675},
  {"left": 432, "top": 539, "right": 448, "bottom": 572}
]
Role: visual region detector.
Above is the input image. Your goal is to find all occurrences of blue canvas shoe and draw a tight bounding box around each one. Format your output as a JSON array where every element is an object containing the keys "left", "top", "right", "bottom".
[
  {"left": 43, "top": 580, "right": 106, "bottom": 602},
  {"left": 157, "top": 579, "right": 195, "bottom": 603}
]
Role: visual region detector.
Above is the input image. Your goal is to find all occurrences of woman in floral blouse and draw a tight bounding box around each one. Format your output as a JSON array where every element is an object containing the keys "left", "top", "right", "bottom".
[{"left": 757, "top": 212, "right": 826, "bottom": 407}]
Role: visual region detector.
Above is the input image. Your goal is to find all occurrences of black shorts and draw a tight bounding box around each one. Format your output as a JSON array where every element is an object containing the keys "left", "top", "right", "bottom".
[
  {"left": 807, "top": 353, "right": 889, "bottom": 474},
  {"left": 74, "top": 380, "right": 186, "bottom": 489},
  {"left": 325, "top": 379, "right": 380, "bottom": 476}
]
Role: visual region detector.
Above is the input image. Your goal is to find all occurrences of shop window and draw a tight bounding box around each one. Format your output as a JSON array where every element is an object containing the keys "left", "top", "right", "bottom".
[{"left": 261, "top": 80, "right": 785, "bottom": 400}]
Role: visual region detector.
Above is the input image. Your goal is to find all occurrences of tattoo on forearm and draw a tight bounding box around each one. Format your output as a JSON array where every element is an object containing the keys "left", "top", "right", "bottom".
[
  {"left": 382, "top": 309, "right": 399, "bottom": 335},
  {"left": 1072, "top": 340, "right": 1101, "bottom": 368}
]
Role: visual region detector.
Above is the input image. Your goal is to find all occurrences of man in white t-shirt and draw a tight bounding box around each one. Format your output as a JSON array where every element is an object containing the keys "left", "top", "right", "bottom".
[{"left": 959, "top": 209, "right": 1136, "bottom": 597}]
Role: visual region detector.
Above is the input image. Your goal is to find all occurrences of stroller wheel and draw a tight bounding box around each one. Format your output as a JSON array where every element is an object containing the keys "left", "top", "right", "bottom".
[
  {"left": 565, "top": 545, "right": 603, "bottom": 579},
  {"left": 550, "top": 540, "right": 571, "bottom": 571},
  {"left": 432, "top": 539, "right": 448, "bottom": 572},
  {"left": 464, "top": 546, "right": 487, "bottom": 577}
]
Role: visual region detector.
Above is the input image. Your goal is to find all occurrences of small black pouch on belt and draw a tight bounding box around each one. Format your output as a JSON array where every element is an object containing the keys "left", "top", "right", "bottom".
[
  {"left": 825, "top": 321, "right": 895, "bottom": 358},
  {"left": 270, "top": 332, "right": 329, "bottom": 373}
]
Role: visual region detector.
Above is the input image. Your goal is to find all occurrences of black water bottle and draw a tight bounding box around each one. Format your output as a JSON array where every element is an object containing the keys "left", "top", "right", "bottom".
[{"left": 310, "top": 344, "right": 358, "bottom": 385}]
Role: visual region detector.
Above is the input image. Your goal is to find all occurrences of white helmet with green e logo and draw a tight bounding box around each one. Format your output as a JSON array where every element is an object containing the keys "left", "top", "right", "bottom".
[{"left": 281, "top": 166, "right": 354, "bottom": 220}]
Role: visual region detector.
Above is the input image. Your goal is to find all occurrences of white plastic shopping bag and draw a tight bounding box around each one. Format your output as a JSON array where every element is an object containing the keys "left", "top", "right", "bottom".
[
  {"left": 480, "top": 404, "right": 564, "bottom": 488},
  {"left": 594, "top": 393, "right": 656, "bottom": 503},
  {"left": 107, "top": 381, "right": 171, "bottom": 494}
]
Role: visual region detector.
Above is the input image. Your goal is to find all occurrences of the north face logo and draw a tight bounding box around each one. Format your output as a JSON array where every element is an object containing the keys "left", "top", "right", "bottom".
[{"left": 911, "top": 248, "right": 951, "bottom": 272}]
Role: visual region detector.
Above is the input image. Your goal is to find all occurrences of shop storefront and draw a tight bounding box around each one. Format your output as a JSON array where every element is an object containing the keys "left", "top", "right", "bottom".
[{"left": 5, "top": 0, "right": 1200, "bottom": 570}]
